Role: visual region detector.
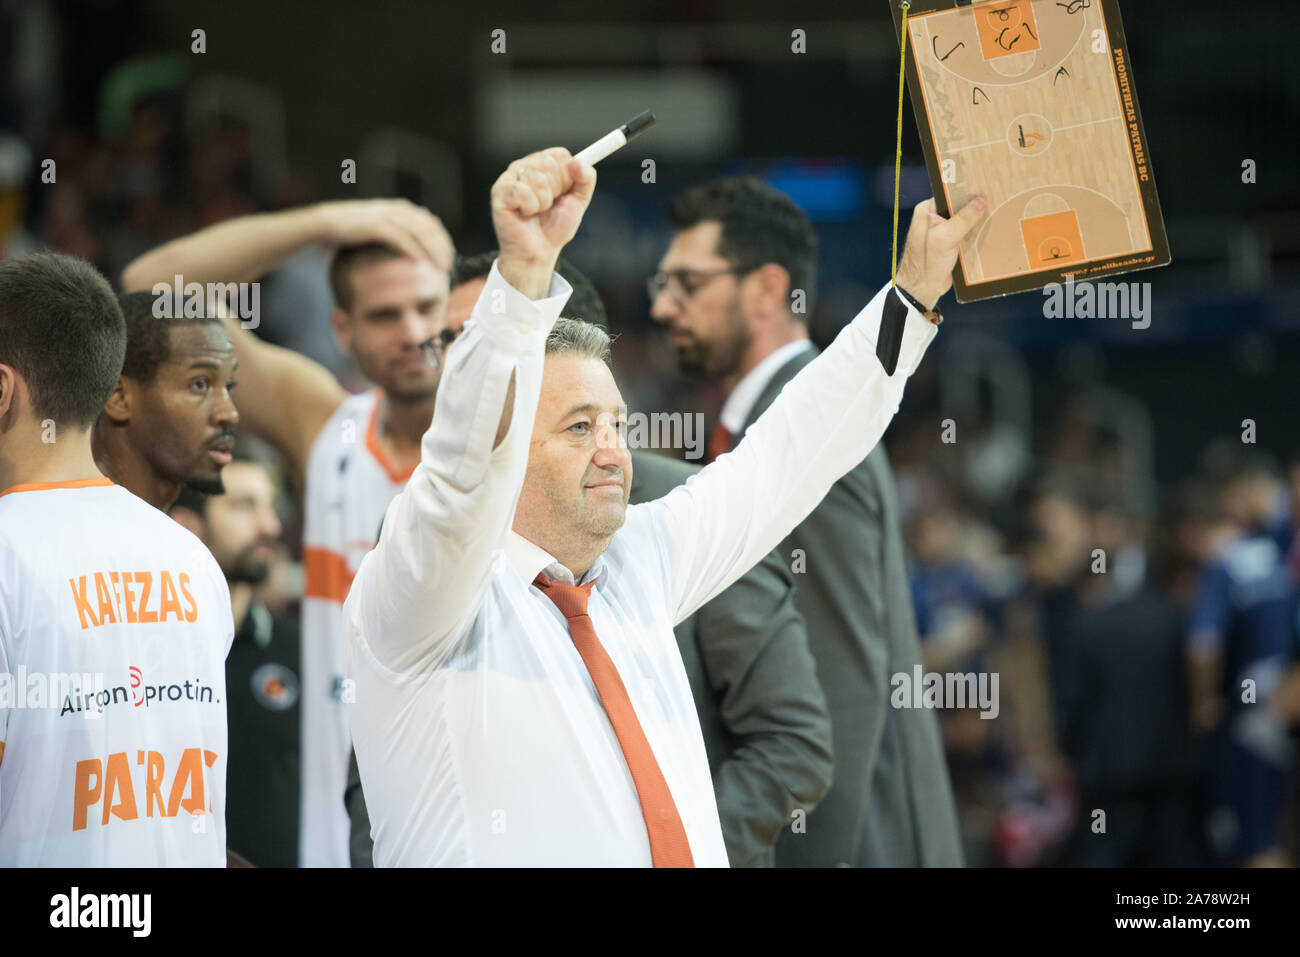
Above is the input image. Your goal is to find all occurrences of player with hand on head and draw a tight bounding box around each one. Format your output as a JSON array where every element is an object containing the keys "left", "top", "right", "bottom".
[
  {"left": 122, "top": 198, "right": 455, "bottom": 866},
  {"left": 344, "top": 142, "right": 984, "bottom": 866},
  {"left": 0, "top": 253, "right": 234, "bottom": 866}
]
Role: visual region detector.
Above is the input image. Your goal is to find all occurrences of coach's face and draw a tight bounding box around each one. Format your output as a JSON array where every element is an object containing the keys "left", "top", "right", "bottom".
[
  {"left": 650, "top": 220, "right": 752, "bottom": 382},
  {"left": 514, "top": 354, "right": 632, "bottom": 559},
  {"left": 133, "top": 323, "right": 239, "bottom": 494},
  {"left": 334, "top": 257, "right": 450, "bottom": 401}
]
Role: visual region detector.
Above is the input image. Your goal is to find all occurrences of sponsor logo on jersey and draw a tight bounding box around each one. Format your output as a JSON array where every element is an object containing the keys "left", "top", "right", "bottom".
[{"left": 59, "top": 667, "right": 219, "bottom": 717}]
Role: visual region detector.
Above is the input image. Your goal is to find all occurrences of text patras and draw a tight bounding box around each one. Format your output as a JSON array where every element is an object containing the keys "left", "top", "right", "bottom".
[{"left": 74, "top": 746, "right": 219, "bottom": 831}]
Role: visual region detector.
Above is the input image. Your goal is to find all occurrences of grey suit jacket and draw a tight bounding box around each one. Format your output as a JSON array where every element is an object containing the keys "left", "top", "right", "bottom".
[
  {"left": 740, "top": 347, "right": 964, "bottom": 867},
  {"left": 629, "top": 450, "right": 834, "bottom": 867},
  {"left": 343, "top": 450, "right": 834, "bottom": 868}
]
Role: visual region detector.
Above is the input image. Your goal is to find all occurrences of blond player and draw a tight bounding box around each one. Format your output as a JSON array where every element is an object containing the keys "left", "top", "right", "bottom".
[
  {"left": 122, "top": 200, "right": 455, "bottom": 866},
  {"left": 0, "top": 253, "right": 234, "bottom": 865}
]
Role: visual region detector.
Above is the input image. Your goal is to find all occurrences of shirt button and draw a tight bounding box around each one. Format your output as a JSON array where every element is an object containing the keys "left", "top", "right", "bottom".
[{"left": 516, "top": 321, "right": 528, "bottom": 334}]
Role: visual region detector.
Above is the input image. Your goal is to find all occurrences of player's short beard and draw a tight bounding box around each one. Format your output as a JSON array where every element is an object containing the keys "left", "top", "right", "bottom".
[
  {"left": 675, "top": 295, "right": 751, "bottom": 383},
  {"left": 184, "top": 475, "right": 226, "bottom": 496},
  {"left": 225, "top": 544, "right": 271, "bottom": 586},
  {"left": 385, "top": 377, "right": 441, "bottom": 404}
]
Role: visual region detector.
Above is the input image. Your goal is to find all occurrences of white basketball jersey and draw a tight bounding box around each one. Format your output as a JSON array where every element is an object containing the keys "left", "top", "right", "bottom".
[
  {"left": 0, "top": 479, "right": 233, "bottom": 866},
  {"left": 299, "top": 390, "right": 414, "bottom": 866}
]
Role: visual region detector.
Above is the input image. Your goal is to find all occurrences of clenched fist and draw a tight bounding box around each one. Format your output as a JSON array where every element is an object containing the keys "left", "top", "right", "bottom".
[{"left": 491, "top": 147, "right": 596, "bottom": 298}]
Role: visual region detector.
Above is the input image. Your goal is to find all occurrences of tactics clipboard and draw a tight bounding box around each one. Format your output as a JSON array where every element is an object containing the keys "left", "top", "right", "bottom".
[{"left": 890, "top": 0, "right": 1170, "bottom": 302}]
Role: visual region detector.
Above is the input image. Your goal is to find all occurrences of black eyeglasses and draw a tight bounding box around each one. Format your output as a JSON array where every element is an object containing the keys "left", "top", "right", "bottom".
[
  {"left": 646, "top": 266, "right": 754, "bottom": 304},
  {"left": 418, "top": 327, "right": 463, "bottom": 367}
]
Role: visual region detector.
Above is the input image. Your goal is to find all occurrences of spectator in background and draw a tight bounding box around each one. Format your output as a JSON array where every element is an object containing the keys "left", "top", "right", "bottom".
[
  {"left": 172, "top": 446, "right": 301, "bottom": 868},
  {"left": 1016, "top": 478, "right": 1093, "bottom": 746},
  {"left": 994, "top": 479, "right": 1088, "bottom": 866},
  {"left": 1056, "top": 496, "right": 1208, "bottom": 866},
  {"left": 1188, "top": 449, "right": 1297, "bottom": 866},
  {"left": 907, "top": 491, "right": 1005, "bottom": 865},
  {"left": 910, "top": 499, "right": 997, "bottom": 677},
  {"left": 1161, "top": 480, "right": 1238, "bottom": 611}
]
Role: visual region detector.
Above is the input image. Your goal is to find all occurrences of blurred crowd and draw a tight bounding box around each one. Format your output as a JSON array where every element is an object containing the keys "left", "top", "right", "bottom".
[
  {"left": 886, "top": 389, "right": 1300, "bottom": 866},
  {"left": 4, "top": 7, "right": 1297, "bottom": 868}
]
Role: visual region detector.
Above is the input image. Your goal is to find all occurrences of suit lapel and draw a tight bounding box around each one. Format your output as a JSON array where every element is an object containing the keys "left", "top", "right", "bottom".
[{"left": 737, "top": 347, "right": 820, "bottom": 441}]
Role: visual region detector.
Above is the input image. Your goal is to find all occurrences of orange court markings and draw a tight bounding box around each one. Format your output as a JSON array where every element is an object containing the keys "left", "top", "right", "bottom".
[
  {"left": 974, "top": 1, "right": 1040, "bottom": 60},
  {"left": 1020, "top": 210, "right": 1085, "bottom": 269}
]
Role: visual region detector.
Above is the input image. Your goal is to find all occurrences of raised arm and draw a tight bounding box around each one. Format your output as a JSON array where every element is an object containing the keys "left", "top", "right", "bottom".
[
  {"left": 120, "top": 201, "right": 454, "bottom": 481},
  {"left": 646, "top": 196, "right": 987, "bottom": 623},
  {"left": 122, "top": 200, "right": 453, "bottom": 286},
  {"left": 344, "top": 149, "right": 595, "bottom": 675}
]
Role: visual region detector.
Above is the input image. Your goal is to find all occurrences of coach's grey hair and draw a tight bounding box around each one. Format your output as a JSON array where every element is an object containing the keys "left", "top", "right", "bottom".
[{"left": 545, "top": 317, "right": 611, "bottom": 365}]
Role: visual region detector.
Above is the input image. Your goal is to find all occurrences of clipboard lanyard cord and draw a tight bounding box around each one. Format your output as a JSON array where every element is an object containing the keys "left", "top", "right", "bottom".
[{"left": 891, "top": 1, "right": 910, "bottom": 289}]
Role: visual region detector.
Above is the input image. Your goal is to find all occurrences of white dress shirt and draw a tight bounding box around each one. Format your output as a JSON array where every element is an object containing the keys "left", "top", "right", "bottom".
[
  {"left": 719, "top": 338, "right": 815, "bottom": 438},
  {"left": 344, "top": 260, "right": 934, "bottom": 867}
]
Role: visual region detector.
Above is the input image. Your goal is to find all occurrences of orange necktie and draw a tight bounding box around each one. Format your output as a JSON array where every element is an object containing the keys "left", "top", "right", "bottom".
[
  {"left": 534, "top": 574, "right": 694, "bottom": 868},
  {"left": 706, "top": 422, "right": 732, "bottom": 464}
]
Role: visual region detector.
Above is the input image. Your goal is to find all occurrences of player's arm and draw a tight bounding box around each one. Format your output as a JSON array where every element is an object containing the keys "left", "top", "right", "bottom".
[
  {"left": 344, "top": 150, "right": 592, "bottom": 675},
  {"left": 121, "top": 200, "right": 453, "bottom": 286},
  {"left": 647, "top": 197, "right": 986, "bottom": 623},
  {"left": 120, "top": 201, "right": 454, "bottom": 479}
]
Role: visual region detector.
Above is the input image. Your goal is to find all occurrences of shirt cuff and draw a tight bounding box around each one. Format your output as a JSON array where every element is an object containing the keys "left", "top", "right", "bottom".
[
  {"left": 857, "top": 282, "right": 939, "bottom": 378},
  {"left": 472, "top": 258, "right": 574, "bottom": 350}
]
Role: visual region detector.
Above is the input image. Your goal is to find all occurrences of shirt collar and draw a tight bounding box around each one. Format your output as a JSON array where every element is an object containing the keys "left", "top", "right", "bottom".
[
  {"left": 719, "top": 338, "right": 814, "bottom": 436},
  {"left": 505, "top": 531, "right": 607, "bottom": 588}
]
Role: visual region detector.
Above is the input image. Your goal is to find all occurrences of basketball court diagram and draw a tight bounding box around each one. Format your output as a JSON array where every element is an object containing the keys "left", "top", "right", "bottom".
[{"left": 897, "top": 0, "right": 1169, "bottom": 300}]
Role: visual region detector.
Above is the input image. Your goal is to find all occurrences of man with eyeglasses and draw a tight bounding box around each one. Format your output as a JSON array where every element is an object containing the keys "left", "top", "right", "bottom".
[
  {"left": 650, "top": 176, "right": 966, "bottom": 867},
  {"left": 122, "top": 199, "right": 456, "bottom": 867}
]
